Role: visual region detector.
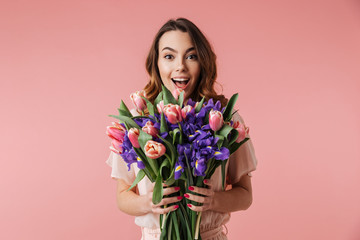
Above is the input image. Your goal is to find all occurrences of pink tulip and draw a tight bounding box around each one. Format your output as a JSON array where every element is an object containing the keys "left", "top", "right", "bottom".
[
  {"left": 106, "top": 122, "right": 126, "bottom": 142},
  {"left": 128, "top": 128, "right": 140, "bottom": 148},
  {"left": 172, "top": 88, "right": 184, "bottom": 100},
  {"left": 110, "top": 139, "right": 123, "bottom": 154},
  {"left": 156, "top": 100, "right": 165, "bottom": 114},
  {"left": 233, "top": 121, "right": 249, "bottom": 143},
  {"left": 209, "top": 109, "right": 224, "bottom": 131},
  {"left": 142, "top": 121, "right": 159, "bottom": 137},
  {"left": 144, "top": 140, "right": 166, "bottom": 159},
  {"left": 181, "top": 105, "right": 193, "bottom": 120},
  {"left": 130, "top": 90, "right": 147, "bottom": 112},
  {"left": 163, "top": 104, "right": 182, "bottom": 124}
]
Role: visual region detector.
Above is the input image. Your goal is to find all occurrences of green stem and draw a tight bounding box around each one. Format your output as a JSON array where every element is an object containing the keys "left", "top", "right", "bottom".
[
  {"left": 177, "top": 123, "right": 183, "bottom": 144},
  {"left": 164, "top": 153, "right": 172, "bottom": 166},
  {"left": 195, "top": 212, "right": 202, "bottom": 240},
  {"left": 162, "top": 204, "right": 167, "bottom": 230}
]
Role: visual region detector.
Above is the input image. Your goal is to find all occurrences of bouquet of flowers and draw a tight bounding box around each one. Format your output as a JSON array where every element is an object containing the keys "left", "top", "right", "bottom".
[{"left": 106, "top": 86, "right": 249, "bottom": 240}]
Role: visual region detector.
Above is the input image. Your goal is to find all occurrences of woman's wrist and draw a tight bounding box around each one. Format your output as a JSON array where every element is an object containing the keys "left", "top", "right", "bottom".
[{"left": 139, "top": 194, "right": 152, "bottom": 215}]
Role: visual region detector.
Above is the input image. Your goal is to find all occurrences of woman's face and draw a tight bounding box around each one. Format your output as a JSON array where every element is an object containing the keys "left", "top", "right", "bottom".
[{"left": 157, "top": 30, "right": 201, "bottom": 100}]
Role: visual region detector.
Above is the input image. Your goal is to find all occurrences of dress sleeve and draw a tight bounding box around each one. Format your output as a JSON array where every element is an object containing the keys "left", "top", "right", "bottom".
[
  {"left": 105, "top": 151, "right": 136, "bottom": 186},
  {"left": 227, "top": 112, "right": 258, "bottom": 184}
]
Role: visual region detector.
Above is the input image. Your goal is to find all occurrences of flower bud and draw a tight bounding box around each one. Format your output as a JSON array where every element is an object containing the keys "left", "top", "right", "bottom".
[
  {"left": 209, "top": 110, "right": 223, "bottom": 131},
  {"left": 156, "top": 100, "right": 165, "bottom": 114},
  {"left": 142, "top": 121, "right": 159, "bottom": 137},
  {"left": 172, "top": 88, "right": 184, "bottom": 100},
  {"left": 128, "top": 128, "right": 140, "bottom": 148},
  {"left": 144, "top": 140, "right": 166, "bottom": 159},
  {"left": 109, "top": 139, "right": 123, "bottom": 154},
  {"left": 181, "top": 105, "right": 193, "bottom": 120},
  {"left": 130, "top": 90, "right": 147, "bottom": 112},
  {"left": 163, "top": 104, "right": 182, "bottom": 124},
  {"left": 233, "top": 121, "right": 249, "bottom": 143},
  {"left": 106, "top": 122, "right": 126, "bottom": 142}
]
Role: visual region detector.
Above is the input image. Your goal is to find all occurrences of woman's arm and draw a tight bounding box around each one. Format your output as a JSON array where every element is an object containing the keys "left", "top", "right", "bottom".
[
  {"left": 116, "top": 179, "right": 182, "bottom": 216},
  {"left": 185, "top": 173, "right": 253, "bottom": 213},
  {"left": 211, "top": 174, "right": 253, "bottom": 212}
]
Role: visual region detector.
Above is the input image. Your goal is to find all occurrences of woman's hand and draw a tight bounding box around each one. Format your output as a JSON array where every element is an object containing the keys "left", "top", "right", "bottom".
[
  {"left": 185, "top": 179, "right": 215, "bottom": 212},
  {"left": 145, "top": 185, "right": 182, "bottom": 214}
]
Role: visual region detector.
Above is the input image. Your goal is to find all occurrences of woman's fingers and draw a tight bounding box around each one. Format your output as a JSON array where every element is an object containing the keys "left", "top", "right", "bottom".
[
  {"left": 188, "top": 185, "right": 214, "bottom": 197},
  {"left": 163, "top": 186, "right": 180, "bottom": 196},
  {"left": 153, "top": 195, "right": 182, "bottom": 208},
  {"left": 185, "top": 180, "right": 214, "bottom": 212},
  {"left": 203, "top": 179, "right": 213, "bottom": 188},
  {"left": 152, "top": 204, "right": 179, "bottom": 214},
  {"left": 187, "top": 203, "right": 210, "bottom": 212},
  {"left": 184, "top": 193, "right": 211, "bottom": 204}
]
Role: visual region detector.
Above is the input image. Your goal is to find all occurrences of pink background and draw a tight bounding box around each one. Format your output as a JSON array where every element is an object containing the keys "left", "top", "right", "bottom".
[{"left": 1, "top": 0, "right": 359, "bottom": 239}]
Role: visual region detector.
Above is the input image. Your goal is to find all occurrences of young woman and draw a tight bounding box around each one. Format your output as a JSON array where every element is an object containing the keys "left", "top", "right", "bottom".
[{"left": 106, "top": 18, "right": 258, "bottom": 240}]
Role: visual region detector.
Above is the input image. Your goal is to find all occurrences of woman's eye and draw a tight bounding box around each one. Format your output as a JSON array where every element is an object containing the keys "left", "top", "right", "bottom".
[
  {"left": 187, "top": 54, "right": 198, "bottom": 60},
  {"left": 164, "top": 54, "right": 173, "bottom": 59}
]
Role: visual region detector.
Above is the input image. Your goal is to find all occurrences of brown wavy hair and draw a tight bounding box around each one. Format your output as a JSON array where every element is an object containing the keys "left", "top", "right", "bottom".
[{"left": 144, "top": 18, "right": 228, "bottom": 107}]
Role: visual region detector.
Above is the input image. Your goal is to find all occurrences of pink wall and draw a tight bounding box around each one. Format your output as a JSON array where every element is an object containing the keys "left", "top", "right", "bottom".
[{"left": 1, "top": 0, "right": 359, "bottom": 239}]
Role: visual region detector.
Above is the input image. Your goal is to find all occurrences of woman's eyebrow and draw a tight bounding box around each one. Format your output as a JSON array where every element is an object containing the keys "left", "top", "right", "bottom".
[{"left": 161, "top": 47, "right": 195, "bottom": 53}]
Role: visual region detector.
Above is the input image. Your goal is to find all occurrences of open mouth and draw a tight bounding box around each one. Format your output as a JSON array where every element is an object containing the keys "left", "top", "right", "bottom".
[{"left": 171, "top": 78, "right": 190, "bottom": 89}]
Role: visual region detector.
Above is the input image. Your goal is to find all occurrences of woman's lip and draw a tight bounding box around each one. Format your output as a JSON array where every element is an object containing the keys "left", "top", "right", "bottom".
[{"left": 172, "top": 79, "right": 190, "bottom": 90}]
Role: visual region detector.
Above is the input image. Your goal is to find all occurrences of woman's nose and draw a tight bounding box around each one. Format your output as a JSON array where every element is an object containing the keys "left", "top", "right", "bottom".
[{"left": 176, "top": 59, "right": 187, "bottom": 72}]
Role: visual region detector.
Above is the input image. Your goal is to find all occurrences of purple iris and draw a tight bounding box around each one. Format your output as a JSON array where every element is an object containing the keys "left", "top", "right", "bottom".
[
  {"left": 213, "top": 147, "right": 230, "bottom": 161},
  {"left": 174, "top": 161, "right": 185, "bottom": 179},
  {"left": 194, "top": 157, "right": 207, "bottom": 176},
  {"left": 120, "top": 131, "right": 143, "bottom": 170}
]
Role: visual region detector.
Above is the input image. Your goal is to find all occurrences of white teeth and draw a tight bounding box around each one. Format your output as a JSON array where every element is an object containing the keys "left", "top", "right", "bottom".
[{"left": 172, "top": 78, "right": 189, "bottom": 82}]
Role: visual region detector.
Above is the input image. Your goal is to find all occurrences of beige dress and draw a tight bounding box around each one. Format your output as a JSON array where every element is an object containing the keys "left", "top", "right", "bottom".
[{"left": 106, "top": 111, "right": 258, "bottom": 240}]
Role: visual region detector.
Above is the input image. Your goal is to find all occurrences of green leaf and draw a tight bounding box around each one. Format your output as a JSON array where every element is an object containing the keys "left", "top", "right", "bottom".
[
  {"left": 133, "top": 147, "right": 156, "bottom": 182},
  {"left": 215, "top": 134, "right": 224, "bottom": 149},
  {"left": 159, "top": 159, "right": 171, "bottom": 180},
  {"left": 223, "top": 93, "right": 239, "bottom": 121},
  {"left": 162, "top": 85, "right": 177, "bottom": 104},
  {"left": 178, "top": 203, "right": 193, "bottom": 239},
  {"left": 172, "top": 128, "right": 181, "bottom": 144},
  {"left": 194, "top": 97, "right": 205, "bottom": 113},
  {"left": 229, "top": 137, "right": 250, "bottom": 154},
  {"left": 127, "top": 170, "right": 145, "bottom": 191},
  {"left": 167, "top": 215, "right": 173, "bottom": 239},
  {"left": 152, "top": 174, "right": 163, "bottom": 204},
  {"left": 117, "top": 100, "right": 133, "bottom": 118},
  {"left": 184, "top": 153, "right": 194, "bottom": 186},
  {"left": 142, "top": 96, "right": 155, "bottom": 117},
  {"left": 164, "top": 173, "right": 176, "bottom": 186},
  {"left": 228, "top": 128, "right": 239, "bottom": 146},
  {"left": 157, "top": 134, "right": 177, "bottom": 168},
  {"left": 218, "top": 124, "right": 234, "bottom": 141},
  {"left": 154, "top": 91, "right": 163, "bottom": 109},
  {"left": 221, "top": 159, "right": 228, "bottom": 190},
  {"left": 138, "top": 129, "right": 152, "bottom": 149},
  {"left": 160, "top": 112, "right": 168, "bottom": 133},
  {"left": 171, "top": 211, "right": 181, "bottom": 240},
  {"left": 178, "top": 90, "right": 184, "bottom": 108},
  {"left": 108, "top": 115, "right": 139, "bottom": 129}
]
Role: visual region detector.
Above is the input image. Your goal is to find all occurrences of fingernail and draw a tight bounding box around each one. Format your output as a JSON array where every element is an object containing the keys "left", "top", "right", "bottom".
[
  {"left": 177, "top": 196, "right": 183, "bottom": 200},
  {"left": 174, "top": 187, "right": 180, "bottom": 191},
  {"left": 187, "top": 204, "right": 192, "bottom": 208},
  {"left": 188, "top": 186, "right": 194, "bottom": 191},
  {"left": 203, "top": 179, "right": 208, "bottom": 184},
  {"left": 174, "top": 205, "right": 179, "bottom": 209},
  {"left": 184, "top": 194, "right": 189, "bottom": 198}
]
